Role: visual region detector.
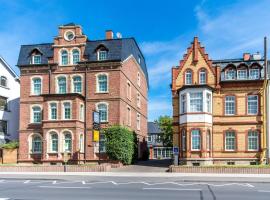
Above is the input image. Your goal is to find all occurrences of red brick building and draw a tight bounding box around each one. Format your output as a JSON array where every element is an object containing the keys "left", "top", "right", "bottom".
[{"left": 17, "top": 23, "right": 148, "bottom": 165}]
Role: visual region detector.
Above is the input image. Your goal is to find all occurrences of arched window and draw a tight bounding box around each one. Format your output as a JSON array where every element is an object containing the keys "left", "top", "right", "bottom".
[
  {"left": 181, "top": 129, "right": 186, "bottom": 151},
  {"left": 61, "top": 50, "right": 68, "bottom": 65},
  {"left": 49, "top": 103, "right": 57, "bottom": 120},
  {"left": 97, "top": 103, "right": 108, "bottom": 122},
  {"left": 97, "top": 74, "right": 108, "bottom": 93},
  {"left": 199, "top": 69, "right": 206, "bottom": 84},
  {"left": 73, "top": 76, "right": 82, "bottom": 93},
  {"left": 191, "top": 130, "right": 200, "bottom": 150},
  {"left": 185, "top": 70, "right": 192, "bottom": 85},
  {"left": 79, "top": 134, "right": 84, "bottom": 152},
  {"left": 58, "top": 77, "right": 66, "bottom": 94},
  {"left": 32, "top": 106, "right": 41, "bottom": 123},
  {"left": 225, "top": 69, "right": 236, "bottom": 80},
  {"left": 32, "top": 77, "right": 41, "bottom": 95},
  {"left": 0, "top": 76, "right": 7, "bottom": 87},
  {"left": 206, "top": 130, "right": 211, "bottom": 151},
  {"left": 32, "top": 135, "right": 42, "bottom": 153},
  {"left": 72, "top": 49, "right": 80, "bottom": 64},
  {"left": 63, "top": 132, "right": 72, "bottom": 152},
  {"left": 50, "top": 133, "right": 58, "bottom": 152}
]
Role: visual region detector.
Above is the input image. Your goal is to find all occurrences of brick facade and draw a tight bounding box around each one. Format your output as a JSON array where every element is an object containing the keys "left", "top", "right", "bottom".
[
  {"left": 172, "top": 37, "right": 265, "bottom": 166},
  {"left": 18, "top": 24, "right": 148, "bottom": 164}
]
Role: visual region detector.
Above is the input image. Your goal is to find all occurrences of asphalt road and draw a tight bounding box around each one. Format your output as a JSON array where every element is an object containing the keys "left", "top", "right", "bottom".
[{"left": 0, "top": 176, "right": 270, "bottom": 200}]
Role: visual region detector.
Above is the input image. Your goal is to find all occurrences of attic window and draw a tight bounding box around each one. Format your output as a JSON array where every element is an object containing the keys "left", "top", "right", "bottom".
[
  {"left": 98, "top": 50, "right": 107, "bottom": 61},
  {"left": 32, "top": 55, "right": 41, "bottom": 64}
]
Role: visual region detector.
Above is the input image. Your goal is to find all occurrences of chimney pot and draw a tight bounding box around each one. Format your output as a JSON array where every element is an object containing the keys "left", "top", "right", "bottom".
[
  {"left": 106, "top": 30, "right": 114, "bottom": 40},
  {"left": 243, "top": 53, "right": 250, "bottom": 61}
]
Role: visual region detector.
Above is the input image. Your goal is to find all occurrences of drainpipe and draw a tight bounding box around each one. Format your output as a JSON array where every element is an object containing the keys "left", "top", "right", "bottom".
[
  {"left": 84, "top": 63, "right": 88, "bottom": 163},
  {"left": 264, "top": 37, "right": 269, "bottom": 164},
  {"left": 48, "top": 65, "right": 52, "bottom": 94}
]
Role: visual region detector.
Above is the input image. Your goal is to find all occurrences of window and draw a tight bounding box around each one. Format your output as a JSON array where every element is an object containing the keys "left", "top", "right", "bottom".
[
  {"left": 63, "top": 133, "right": 72, "bottom": 152},
  {"left": 156, "top": 135, "right": 162, "bottom": 143},
  {"left": 190, "top": 92, "right": 203, "bottom": 112},
  {"left": 206, "top": 130, "right": 211, "bottom": 151},
  {"left": 50, "top": 133, "right": 58, "bottom": 152},
  {"left": 98, "top": 50, "right": 107, "bottom": 61},
  {"left": 249, "top": 69, "right": 260, "bottom": 80},
  {"left": 79, "top": 104, "right": 84, "bottom": 121},
  {"left": 137, "top": 72, "right": 141, "bottom": 86},
  {"left": 237, "top": 69, "right": 247, "bottom": 80},
  {"left": 199, "top": 69, "right": 206, "bottom": 84},
  {"left": 50, "top": 103, "right": 57, "bottom": 120},
  {"left": 127, "top": 82, "right": 131, "bottom": 100},
  {"left": 147, "top": 136, "right": 152, "bottom": 143},
  {"left": 0, "top": 76, "right": 7, "bottom": 87},
  {"left": 32, "top": 55, "right": 41, "bottom": 64},
  {"left": 136, "top": 113, "right": 141, "bottom": 130},
  {"left": 206, "top": 93, "right": 211, "bottom": 113},
  {"left": 63, "top": 102, "right": 71, "bottom": 119},
  {"left": 185, "top": 70, "right": 192, "bottom": 85},
  {"left": 58, "top": 77, "right": 67, "bottom": 94},
  {"left": 225, "top": 131, "right": 236, "bottom": 151},
  {"left": 79, "top": 134, "right": 84, "bottom": 152},
  {"left": 0, "top": 96, "right": 7, "bottom": 111},
  {"left": 32, "top": 106, "right": 41, "bottom": 123},
  {"left": 191, "top": 130, "right": 200, "bottom": 150},
  {"left": 61, "top": 50, "right": 68, "bottom": 65},
  {"left": 247, "top": 95, "right": 258, "bottom": 114},
  {"left": 32, "top": 135, "right": 42, "bottom": 153},
  {"left": 225, "top": 96, "right": 235, "bottom": 115},
  {"left": 0, "top": 120, "right": 7, "bottom": 136},
  {"left": 225, "top": 69, "right": 236, "bottom": 80},
  {"left": 137, "top": 92, "right": 141, "bottom": 107},
  {"left": 97, "top": 74, "right": 108, "bottom": 92},
  {"left": 72, "top": 49, "right": 80, "bottom": 64},
  {"left": 32, "top": 78, "right": 41, "bottom": 95},
  {"left": 99, "top": 134, "right": 106, "bottom": 153},
  {"left": 248, "top": 131, "right": 259, "bottom": 151},
  {"left": 181, "top": 94, "right": 186, "bottom": 113},
  {"left": 127, "top": 106, "right": 131, "bottom": 126},
  {"left": 182, "top": 129, "right": 186, "bottom": 151},
  {"left": 97, "top": 103, "right": 108, "bottom": 122},
  {"left": 73, "top": 76, "right": 82, "bottom": 93}
]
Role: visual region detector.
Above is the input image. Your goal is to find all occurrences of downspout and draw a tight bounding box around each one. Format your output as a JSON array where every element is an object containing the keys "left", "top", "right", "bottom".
[
  {"left": 48, "top": 65, "right": 51, "bottom": 94},
  {"left": 84, "top": 63, "right": 88, "bottom": 163}
]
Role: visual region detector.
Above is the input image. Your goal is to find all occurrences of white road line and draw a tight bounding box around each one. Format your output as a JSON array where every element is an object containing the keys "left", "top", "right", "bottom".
[
  {"left": 0, "top": 198, "right": 10, "bottom": 200},
  {"left": 23, "top": 180, "right": 30, "bottom": 184},
  {"left": 0, "top": 180, "right": 5, "bottom": 183},
  {"left": 143, "top": 188, "right": 202, "bottom": 191},
  {"left": 258, "top": 190, "right": 270, "bottom": 193},
  {"left": 39, "top": 186, "right": 91, "bottom": 189}
]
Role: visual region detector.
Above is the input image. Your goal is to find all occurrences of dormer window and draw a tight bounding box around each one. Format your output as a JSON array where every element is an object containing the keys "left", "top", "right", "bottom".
[
  {"left": 61, "top": 50, "right": 68, "bottom": 65},
  {"left": 98, "top": 50, "right": 107, "bottom": 61},
  {"left": 249, "top": 68, "right": 260, "bottom": 80},
  {"left": 199, "top": 69, "right": 206, "bottom": 84},
  {"left": 225, "top": 69, "right": 236, "bottom": 80},
  {"left": 72, "top": 49, "right": 80, "bottom": 64},
  {"left": 185, "top": 70, "right": 192, "bottom": 85},
  {"left": 237, "top": 69, "right": 247, "bottom": 80},
  {"left": 32, "top": 55, "right": 41, "bottom": 64}
]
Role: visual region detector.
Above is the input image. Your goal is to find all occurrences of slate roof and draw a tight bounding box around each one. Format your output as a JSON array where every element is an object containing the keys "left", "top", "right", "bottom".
[
  {"left": 17, "top": 38, "right": 148, "bottom": 85},
  {"left": 148, "top": 122, "right": 162, "bottom": 135}
]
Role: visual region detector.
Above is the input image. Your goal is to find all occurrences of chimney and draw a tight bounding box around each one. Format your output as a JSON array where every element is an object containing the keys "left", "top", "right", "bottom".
[
  {"left": 193, "top": 37, "right": 198, "bottom": 62},
  {"left": 243, "top": 53, "right": 250, "bottom": 61},
  {"left": 106, "top": 30, "right": 114, "bottom": 40}
]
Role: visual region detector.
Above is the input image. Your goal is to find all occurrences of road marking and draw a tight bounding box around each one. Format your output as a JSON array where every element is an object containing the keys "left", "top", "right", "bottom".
[
  {"left": 258, "top": 190, "right": 270, "bottom": 193},
  {"left": 39, "top": 186, "right": 91, "bottom": 189},
  {"left": 23, "top": 180, "right": 30, "bottom": 184},
  {"left": 0, "top": 180, "right": 5, "bottom": 183},
  {"left": 0, "top": 198, "right": 10, "bottom": 200},
  {"left": 143, "top": 188, "right": 202, "bottom": 191}
]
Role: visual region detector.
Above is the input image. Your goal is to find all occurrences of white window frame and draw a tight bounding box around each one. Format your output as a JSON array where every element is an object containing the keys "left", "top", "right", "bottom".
[
  {"left": 48, "top": 101, "right": 58, "bottom": 120},
  {"left": 206, "top": 93, "right": 211, "bottom": 113},
  {"left": 225, "top": 96, "right": 235, "bottom": 115},
  {"left": 30, "top": 104, "right": 42, "bottom": 124},
  {"left": 71, "top": 74, "right": 83, "bottom": 93},
  {"left": 31, "top": 76, "right": 42, "bottom": 95},
  {"left": 79, "top": 103, "right": 84, "bottom": 121},
  {"left": 185, "top": 70, "right": 192, "bottom": 85},
  {"left": 199, "top": 69, "right": 206, "bottom": 84},
  {"left": 32, "top": 54, "right": 41, "bottom": 64},
  {"left": 137, "top": 72, "right": 141, "bottom": 87},
  {"left": 127, "top": 81, "right": 131, "bottom": 100},
  {"left": 97, "top": 50, "right": 108, "bottom": 61},
  {"left": 71, "top": 48, "right": 80, "bottom": 64},
  {"left": 56, "top": 75, "right": 68, "bottom": 94},
  {"left": 225, "top": 131, "right": 236, "bottom": 151},
  {"left": 225, "top": 69, "right": 236, "bottom": 80},
  {"left": 127, "top": 106, "right": 131, "bottom": 126},
  {"left": 189, "top": 92, "right": 203, "bottom": 112},
  {"left": 59, "top": 49, "right": 69, "bottom": 66},
  {"left": 96, "top": 102, "right": 109, "bottom": 123},
  {"left": 237, "top": 69, "right": 247, "bottom": 80},
  {"left": 136, "top": 92, "right": 141, "bottom": 108},
  {"left": 79, "top": 133, "right": 84, "bottom": 153},
  {"left": 0, "top": 76, "right": 8, "bottom": 88},
  {"left": 248, "top": 130, "right": 259, "bottom": 151},
  {"left": 49, "top": 131, "right": 59, "bottom": 153},
  {"left": 62, "top": 130, "right": 73, "bottom": 153},
  {"left": 182, "top": 129, "right": 186, "bottom": 151},
  {"left": 95, "top": 73, "right": 109, "bottom": 93},
  {"left": 136, "top": 113, "right": 141, "bottom": 131},
  {"left": 181, "top": 94, "right": 186, "bottom": 114},
  {"left": 247, "top": 95, "right": 258, "bottom": 115},
  {"left": 29, "top": 133, "right": 42, "bottom": 154},
  {"left": 191, "top": 130, "right": 201, "bottom": 151},
  {"left": 249, "top": 68, "right": 260, "bottom": 80},
  {"left": 62, "top": 101, "right": 72, "bottom": 120}
]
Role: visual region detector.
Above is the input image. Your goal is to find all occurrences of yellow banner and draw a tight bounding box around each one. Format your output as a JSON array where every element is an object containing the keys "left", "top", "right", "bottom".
[{"left": 93, "top": 130, "right": 100, "bottom": 142}]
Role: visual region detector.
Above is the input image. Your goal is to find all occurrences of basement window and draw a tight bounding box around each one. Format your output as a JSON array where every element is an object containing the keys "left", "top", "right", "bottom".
[
  {"left": 227, "top": 161, "right": 235, "bottom": 165},
  {"left": 192, "top": 162, "right": 200, "bottom": 167}
]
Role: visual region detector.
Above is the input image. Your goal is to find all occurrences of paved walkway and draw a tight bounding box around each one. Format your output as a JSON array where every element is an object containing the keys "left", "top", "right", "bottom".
[{"left": 111, "top": 159, "right": 172, "bottom": 173}]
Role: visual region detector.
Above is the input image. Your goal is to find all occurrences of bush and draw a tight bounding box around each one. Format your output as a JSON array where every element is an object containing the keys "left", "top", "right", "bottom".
[
  {"left": 103, "top": 125, "right": 135, "bottom": 165},
  {"left": 0, "top": 141, "right": 19, "bottom": 149}
]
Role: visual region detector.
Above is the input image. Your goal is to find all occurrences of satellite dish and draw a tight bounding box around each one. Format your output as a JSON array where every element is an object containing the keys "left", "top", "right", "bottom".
[{"left": 116, "top": 32, "right": 122, "bottom": 39}]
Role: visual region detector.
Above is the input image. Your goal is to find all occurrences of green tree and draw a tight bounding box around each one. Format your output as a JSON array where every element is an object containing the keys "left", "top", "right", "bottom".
[
  {"left": 155, "top": 116, "right": 173, "bottom": 147},
  {"left": 103, "top": 125, "right": 135, "bottom": 165}
]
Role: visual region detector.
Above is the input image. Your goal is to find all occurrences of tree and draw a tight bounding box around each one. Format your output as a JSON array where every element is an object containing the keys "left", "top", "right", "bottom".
[
  {"left": 155, "top": 116, "right": 173, "bottom": 147},
  {"left": 103, "top": 125, "right": 135, "bottom": 165}
]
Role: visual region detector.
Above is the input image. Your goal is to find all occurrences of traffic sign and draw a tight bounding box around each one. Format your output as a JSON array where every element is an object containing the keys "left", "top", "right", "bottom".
[
  {"left": 173, "top": 147, "right": 179, "bottom": 155},
  {"left": 93, "top": 111, "right": 100, "bottom": 124},
  {"left": 93, "top": 130, "right": 100, "bottom": 142}
]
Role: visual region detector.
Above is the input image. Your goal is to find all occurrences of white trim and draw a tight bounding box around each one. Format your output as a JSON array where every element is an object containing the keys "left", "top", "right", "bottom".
[
  {"left": 31, "top": 54, "right": 41, "bottom": 64},
  {"left": 0, "top": 56, "right": 19, "bottom": 78},
  {"left": 61, "top": 129, "right": 73, "bottom": 153},
  {"left": 30, "top": 76, "right": 43, "bottom": 95},
  {"left": 95, "top": 73, "right": 109, "bottom": 93},
  {"left": 127, "top": 80, "right": 131, "bottom": 100},
  {"left": 70, "top": 74, "right": 83, "bottom": 93},
  {"left": 70, "top": 47, "right": 81, "bottom": 65},
  {"left": 137, "top": 72, "right": 141, "bottom": 87},
  {"left": 97, "top": 50, "right": 108, "bottom": 61},
  {"left": 95, "top": 102, "right": 109, "bottom": 122},
  {"left": 47, "top": 130, "right": 60, "bottom": 153},
  {"left": 79, "top": 103, "right": 84, "bottom": 121},
  {"left": 136, "top": 91, "right": 141, "bottom": 108},
  {"left": 191, "top": 129, "right": 201, "bottom": 151},
  {"left": 59, "top": 48, "right": 69, "bottom": 66},
  {"left": 126, "top": 105, "right": 131, "bottom": 127},
  {"left": 61, "top": 100, "right": 72, "bottom": 120},
  {"left": 28, "top": 133, "right": 42, "bottom": 154},
  {"left": 136, "top": 112, "right": 141, "bottom": 131},
  {"left": 48, "top": 101, "right": 59, "bottom": 120},
  {"left": 55, "top": 74, "right": 68, "bottom": 94},
  {"left": 30, "top": 104, "right": 42, "bottom": 124},
  {"left": 64, "top": 30, "right": 75, "bottom": 41}
]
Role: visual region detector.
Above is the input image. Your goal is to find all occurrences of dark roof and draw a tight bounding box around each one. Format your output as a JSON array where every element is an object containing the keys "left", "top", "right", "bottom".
[
  {"left": 213, "top": 58, "right": 264, "bottom": 71},
  {"left": 17, "top": 38, "right": 148, "bottom": 85},
  {"left": 63, "top": 23, "right": 76, "bottom": 26},
  {"left": 148, "top": 122, "right": 162, "bottom": 134}
]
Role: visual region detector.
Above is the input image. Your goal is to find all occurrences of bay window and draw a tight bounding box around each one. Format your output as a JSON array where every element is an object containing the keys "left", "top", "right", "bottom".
[
  {"left": 191, "top": 130, "right": 201, "bottom": 150},
  {"left": 190, "top": 92, "right": 203, "bottom": 112},
  {"left": 181, "top": 94, "right": 186, "bottom": 113}
]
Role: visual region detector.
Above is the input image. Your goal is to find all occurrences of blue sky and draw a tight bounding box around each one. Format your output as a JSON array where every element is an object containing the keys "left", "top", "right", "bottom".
[{"left": 1, "top": 0, "right": 270, "bottom": 121}]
